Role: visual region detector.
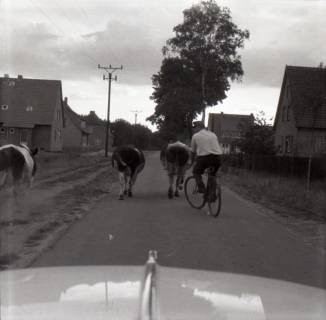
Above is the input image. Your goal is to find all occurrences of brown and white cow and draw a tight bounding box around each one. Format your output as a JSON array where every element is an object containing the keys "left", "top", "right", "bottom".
[
  {"left": 111, "top": 145, "right": 145, "bottom": 200},
  {"left": 160, "top": 141, "right": 191, "bottom": 199},
  {"left": 0, "top": 144, "right": 38, "bottom": 197}
]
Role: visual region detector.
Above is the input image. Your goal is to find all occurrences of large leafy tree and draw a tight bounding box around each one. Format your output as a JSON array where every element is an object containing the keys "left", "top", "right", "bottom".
[
  {"left": 147, "top": 57, "right": 203, "bottom": 139},
  {"left": 157, "top": 0, "right": 249, "bottom": 125}
]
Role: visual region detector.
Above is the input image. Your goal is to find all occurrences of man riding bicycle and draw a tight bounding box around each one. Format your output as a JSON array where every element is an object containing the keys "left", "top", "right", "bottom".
[{"left": 190, "top": 121, "right": 223, "bottom": 193}]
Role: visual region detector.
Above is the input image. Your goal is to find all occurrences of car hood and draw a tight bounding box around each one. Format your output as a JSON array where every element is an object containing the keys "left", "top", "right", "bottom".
[{"left": 1, "top": 265, "right": 325, "bottom": 320}]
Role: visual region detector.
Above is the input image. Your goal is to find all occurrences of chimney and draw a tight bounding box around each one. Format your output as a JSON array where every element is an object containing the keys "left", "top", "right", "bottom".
[
  {"left": 4, "top": 74, "right": 9, "bottom": 78},
  {"left": 64, "top": 97, "right": 68, "bottom": 105},
  {"left": 17, "top": 75, "right": 23, "bottom": 80}
]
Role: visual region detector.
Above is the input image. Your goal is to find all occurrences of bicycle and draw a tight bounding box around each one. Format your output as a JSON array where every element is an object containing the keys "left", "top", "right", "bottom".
[{"left": 184, "top": 167, "right": 222, "bottom": 217}]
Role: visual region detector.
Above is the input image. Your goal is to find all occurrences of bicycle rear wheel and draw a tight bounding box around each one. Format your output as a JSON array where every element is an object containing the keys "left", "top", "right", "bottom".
[
  {"left": 184, "top": 176, "right": 206, "bottom": 209},
  {"left": 207, "top": 180, "right": 222, "bottom": 218}
]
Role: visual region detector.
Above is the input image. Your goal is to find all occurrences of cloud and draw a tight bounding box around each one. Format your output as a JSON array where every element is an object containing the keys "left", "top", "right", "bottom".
[
  {"left": 232, "top": 0, "right": 326, "bottom": 87},
  {"left": 1, "top": 0, "right": 325, "bottom": 92}
]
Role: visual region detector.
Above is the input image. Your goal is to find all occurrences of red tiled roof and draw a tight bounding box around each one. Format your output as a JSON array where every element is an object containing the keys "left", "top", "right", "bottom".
[
  {"left": 0, "top": 76, "right": 63, "bottom": 128},
  {"left": 286, "top": 66, "right": 326, "bottom": 128}
]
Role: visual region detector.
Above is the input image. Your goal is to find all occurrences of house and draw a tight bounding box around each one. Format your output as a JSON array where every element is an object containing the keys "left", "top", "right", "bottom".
[
  {"left": 0, "top": 74, "right": 64, "bottom": 151},
  {"left": 274, "top": 65, "right": 326, "bottom": 157},
  {"left": 208, "top": 112, "right": 254, "bottom": 154},
  {"left": 80, "top": 110, "right": 109, "bottom": 150},
  {"left": 62, "top": 97, "right": 112, "bottom": 151},
  {"left": 62, "top": 97, "right": 92, "bottom": 150}
]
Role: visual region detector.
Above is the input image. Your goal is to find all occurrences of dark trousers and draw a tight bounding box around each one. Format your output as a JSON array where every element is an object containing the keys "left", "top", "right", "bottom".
[{"left": 192, "top": 154, "right": 221, "bottom": 189}]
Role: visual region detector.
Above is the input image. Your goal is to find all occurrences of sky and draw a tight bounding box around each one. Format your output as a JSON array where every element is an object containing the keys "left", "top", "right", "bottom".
[{"left": 1, "top": 0, "right": 325, "bottom": 130}]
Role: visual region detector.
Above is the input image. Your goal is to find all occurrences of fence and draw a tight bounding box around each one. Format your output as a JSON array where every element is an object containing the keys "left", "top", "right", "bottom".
[{"left": 221, "top": 154, "right": 326, "bottom": 181}]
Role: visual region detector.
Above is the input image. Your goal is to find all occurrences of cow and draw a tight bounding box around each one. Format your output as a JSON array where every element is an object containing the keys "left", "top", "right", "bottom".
[
  {"left": 0, "top": 144, "right": 38, "bottom": 197},
  {"left": 111, "top": 145, "right": 145, "bottom": 200},
  {"left": 160, "top": 141, "right": 191, "bottom": 199}
]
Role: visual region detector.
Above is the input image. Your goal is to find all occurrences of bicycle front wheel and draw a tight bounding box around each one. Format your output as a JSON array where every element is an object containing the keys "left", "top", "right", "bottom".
[
  {"left": 207, "top": 181, "right": 222, "bottom": 218},
  {"left": 184, "top": 176, "right": 206, "bottom": 209}
]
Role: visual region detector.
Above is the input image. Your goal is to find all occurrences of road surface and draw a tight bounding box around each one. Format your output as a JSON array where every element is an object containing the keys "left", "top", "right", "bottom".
[{"left": 32, "top": 152, "right": 326, "bottom": 289}]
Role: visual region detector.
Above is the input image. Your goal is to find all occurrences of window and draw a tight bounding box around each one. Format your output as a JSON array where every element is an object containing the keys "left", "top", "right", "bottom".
[
  {"left": 26, "top": 105, "right": 33, "bottom": 111},
  {"left": 9, "top": 128, "right": 15, "bottom": 134},
  {"left": 315, "top": 136, "right": 326, "bottom": 153},
  {"left": 285, "top": 136, "right": 293, "bottom": 153},
  {"left": 0, "top": 127, "right": 6, "bottom": 134},
  {"left": 1, "top": 105, "right": 9, "bottom": 110},
  {"left": 282, "top": 105, "right": 289, "bottom": 122},
  {"left": 286, "top": 105, "right": 290, "bottom": 121},
  {"left": 20, "top": 130, "right": 28, "bottom": 144},
  {"left": 279, "top": 136, "right": 285, "bottom": 153}
]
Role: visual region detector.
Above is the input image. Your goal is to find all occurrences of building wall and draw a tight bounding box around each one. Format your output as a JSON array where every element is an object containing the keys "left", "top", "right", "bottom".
[
  {"left": 296, "top": 129, "right": 326, "bottom": 157},
  {"left": 32, "top": 125, "right": 51, "bottom": 151},
  {"left": 87, "top": 124, "right": 107, "bottom": 149},
  {"left": 49, "top": 91, "right": 64, "bottom": 151},
  {"left": 62, "top": 114, "right": 83, "bottom": 149},
  {"left": 274, "top": 77, "right": 298, "bottom": 156},
  {"left": 0, "top": 127, "right": 33, "bottom": 146}
]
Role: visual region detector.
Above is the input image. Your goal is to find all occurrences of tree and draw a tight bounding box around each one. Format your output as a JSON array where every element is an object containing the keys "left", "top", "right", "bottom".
[
  {"left": 110, "top": 119, "right": 134, "bottom": 147},
  {"left": 164, "top": 0, "right": 249, "bottom": 123},
  {"left": 132, "top": 124, "right": 151, "bottom": 149},
  {"left": 111, "top": 119, "right": 157, "bottom": 150},
  {"left": 147, "top": 57, "right": 203, "bottom": 140},
  {"left": 238, "top": 111, "right": 276, "bottom": 155}
]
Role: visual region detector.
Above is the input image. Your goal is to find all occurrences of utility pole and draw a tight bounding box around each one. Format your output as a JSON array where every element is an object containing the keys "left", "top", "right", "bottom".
[
  {"left": 98, "top": 64, "right": 123, "bottom": 157},
  {"left": 131, "top": 109, "right": 142, "bottom": 125}
]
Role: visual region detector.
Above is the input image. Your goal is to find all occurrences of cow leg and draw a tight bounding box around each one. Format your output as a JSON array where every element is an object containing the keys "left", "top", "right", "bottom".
[
  {"left": 174, "top": 175, "right": 181, "bottom": 197},
  {"left": 0, "top": 171, "right": 8, "bottom": 188},
  {"left": 118, "top": 171, "right": 125, "bottom": 200},
  {"left": 168, "top": 175, "right": 174, "bottom": 199},
  {"left": 124, "top": 173, "right": 132, "bottom": 197}
]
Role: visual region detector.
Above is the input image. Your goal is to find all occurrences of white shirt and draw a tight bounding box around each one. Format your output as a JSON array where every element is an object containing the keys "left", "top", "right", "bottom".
[{"left": 191, "top": 129, "right": 223, "bottom": 156}]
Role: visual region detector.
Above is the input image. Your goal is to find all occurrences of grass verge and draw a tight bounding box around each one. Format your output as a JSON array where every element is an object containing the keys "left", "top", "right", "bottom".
[{"left": 222, "top": 168, "right": 326, "bottom": 222}]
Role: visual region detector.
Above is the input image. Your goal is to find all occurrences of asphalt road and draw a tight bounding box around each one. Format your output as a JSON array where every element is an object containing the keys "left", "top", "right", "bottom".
[{"left": 32, "top": 152, "right": 326, "bottom": 289}]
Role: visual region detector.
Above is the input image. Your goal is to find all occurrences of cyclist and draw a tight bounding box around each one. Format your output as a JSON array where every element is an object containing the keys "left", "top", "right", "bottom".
[{"left": 190, "top": 120, "right": 223, "bottom": 193}]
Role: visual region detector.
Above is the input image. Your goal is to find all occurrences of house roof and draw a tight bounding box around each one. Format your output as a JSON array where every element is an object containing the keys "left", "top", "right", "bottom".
[
  {"left": 209, "top": 112, "right": 254, "bottom": 133},
  {"left": 0, "top": 76, "right": 63, "bottom": 128},
  {"left": 276, "top": 65, "right": 326, "bottom": 129},
  {"left": 80, "top": 111, "right": 105, "bottom": 126},
  {"left": 63, "top": 101, "right": 92, "bottom": 134}
]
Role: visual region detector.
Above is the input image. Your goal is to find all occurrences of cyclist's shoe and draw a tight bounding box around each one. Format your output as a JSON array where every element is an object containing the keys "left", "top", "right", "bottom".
[{"left": 174, "top": 189, "right": 179, "bottom": 197}]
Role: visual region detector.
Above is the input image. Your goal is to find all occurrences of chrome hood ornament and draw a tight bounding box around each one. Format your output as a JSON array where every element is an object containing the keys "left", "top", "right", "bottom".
[{"left": 139, "top": 250, "right": 158, "bottom": 320}]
